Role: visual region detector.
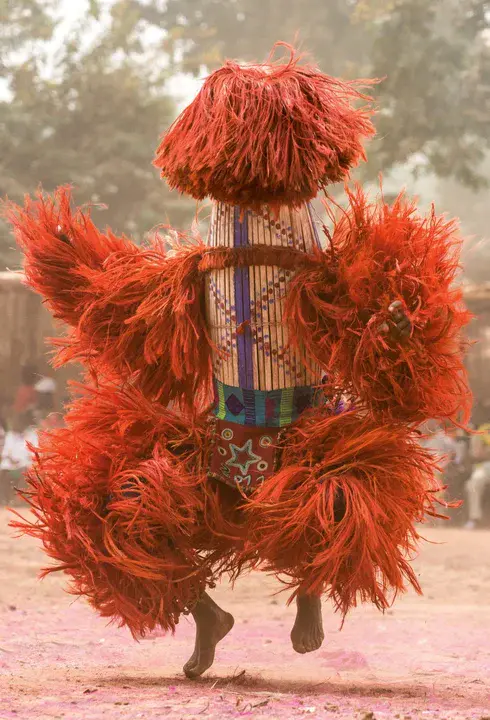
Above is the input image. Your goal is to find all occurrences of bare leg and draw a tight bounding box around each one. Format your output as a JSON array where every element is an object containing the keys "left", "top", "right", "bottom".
[
  {"left": 183, "top": 592, "right": 234, "bottom": 679},
  {"left": 290, "top": 593, "right": 324, "bottom": 654}
]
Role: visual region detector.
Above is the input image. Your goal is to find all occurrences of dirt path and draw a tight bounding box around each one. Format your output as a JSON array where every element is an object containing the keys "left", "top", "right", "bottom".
[{"left": 1, "top": 510, "right": 489, "bottom": 719}]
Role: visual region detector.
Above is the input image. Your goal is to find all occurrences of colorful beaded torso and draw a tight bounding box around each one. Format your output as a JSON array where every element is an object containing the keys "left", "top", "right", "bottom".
[
  {"left": 205, "top": 202, "right": 325, "bottom": 492},
  {"left": 206, "top": 202, "right": 324, "bottom": 394}
]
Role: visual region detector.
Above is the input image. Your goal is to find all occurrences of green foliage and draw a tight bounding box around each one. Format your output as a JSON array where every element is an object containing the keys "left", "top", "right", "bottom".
[
  {"left": 368, "top": 0, "right": 490, "bottom": 188},
  {"left": 0, "top": 0, "right": 191, "bottom": 269},
  {"left": 126, "top": 0, "right": 370, "bottom": 76},
  {"left": 438, "top": 155, "right": 490, "bottom": 284},
  {"left": 128, "top": 0, "right": 490, "bottom": 188},
  {"left": 0, "top": 0, "right": 56, "bottom": 75},
  {"left": 2, "top": 0, "right": 489, "bottom": 274}
]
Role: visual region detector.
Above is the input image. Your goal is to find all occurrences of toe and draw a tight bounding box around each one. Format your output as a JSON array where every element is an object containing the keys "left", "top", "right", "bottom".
[
  {"left": 183, "top": 659, "right": 198, "bottom": 678},
  {"left": 184, "top": 665, "right": 201, "bottom": 679},
  {"left": 291, "top": 629, "right": 305, "bottom": 654},
  {"left": 183, "top": 651, "right": 198, "bottom": 672},
  {"left": 298, "top": 629, "right": 325, "bottom": 654},
  {"left": 183, "top": 651, "right": 215, "bottom": 679},
  {"left": 292, "top": 641, "right": 308, "bottom": 654}
]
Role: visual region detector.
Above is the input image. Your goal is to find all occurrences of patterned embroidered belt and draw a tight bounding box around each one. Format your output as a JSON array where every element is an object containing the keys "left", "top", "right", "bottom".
[
  {"left": 209, "top": 418, "right": 283, "bottom": 493},
  {"left": 212, "top": 378, "right": 325, "bottom": 428},
  {"left": 208, "top": 389, "right": 348, "bottom": 493}
]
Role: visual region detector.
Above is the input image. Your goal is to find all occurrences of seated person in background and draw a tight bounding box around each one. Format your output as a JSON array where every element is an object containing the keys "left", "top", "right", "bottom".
[
  {"left": 420, "top": 419, "right": 457, "bottom": 478},
  {"left": 465, "top": 417, "right": 490, "bottom": 529},
  {"left": 0, "top": 411, "right": 37, "bottom": 505},
  {"left": 33, "top": 376, "right": 63, "bottom": 430},
  {"left": 420, "top": 420, "right": 459, "bottom": 522},
  {"left": 444, "top": 426, "right": 473, "bottom": 525},
  {"left": 13, "top": 364, "right": 38, "bottom": 414}
]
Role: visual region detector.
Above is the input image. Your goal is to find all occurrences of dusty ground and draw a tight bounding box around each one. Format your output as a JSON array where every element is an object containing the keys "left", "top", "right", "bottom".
[{"left": 0, "top": 511, "right": 489, "bottom": 720}]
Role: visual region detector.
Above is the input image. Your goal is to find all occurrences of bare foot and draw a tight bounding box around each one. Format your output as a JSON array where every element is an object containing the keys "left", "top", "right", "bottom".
[
  {"left": 183, "top": 592, "right": 234, "bottom": 679},
  {"left": 290, "top": 593, "right": 324, "bottom": 654}
]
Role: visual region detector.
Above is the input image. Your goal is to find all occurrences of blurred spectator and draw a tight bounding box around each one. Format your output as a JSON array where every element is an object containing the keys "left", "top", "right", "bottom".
[
  {"left": 420, "top": 420, "right": 458, "bottom": 475},
  {"left": 12, "top": 364, "right": 38, "bottom": 414},
  {"left": 34, "top": 376, "right": 56, "bottom": 412},
  {"left": 419, "top": 420, "right": 460, "bottom": 524},
  {"left": 33, "top": 376, "right": 63, "bottom": 430},
  {"left": 465, "top": 412, "right": 490, "bottom": 529},
  {"left": 444, "top": 426, "right": 473, "bottom": 525},
  {"left": 0, "top": 410, "right": 37, "bottom": 505}
]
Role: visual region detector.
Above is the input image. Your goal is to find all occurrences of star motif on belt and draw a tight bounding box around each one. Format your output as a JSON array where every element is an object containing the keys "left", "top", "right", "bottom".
[{"left": 225, "top": 439, "right": 261, "bottom": 475}]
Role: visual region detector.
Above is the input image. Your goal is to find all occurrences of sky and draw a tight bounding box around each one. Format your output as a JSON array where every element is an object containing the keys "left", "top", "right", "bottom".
[{"left": 55, "top": 0, "right": 202, "bottom": 109}]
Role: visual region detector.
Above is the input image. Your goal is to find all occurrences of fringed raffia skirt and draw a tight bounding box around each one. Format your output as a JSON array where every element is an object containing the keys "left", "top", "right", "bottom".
[{"left": 14, "top": 381, "right": 440, "bottom": 638}]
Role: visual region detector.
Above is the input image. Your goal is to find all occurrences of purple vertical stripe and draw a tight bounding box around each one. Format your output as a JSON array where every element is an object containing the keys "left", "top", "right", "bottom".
[{"left": 233, "top": 207, "right": 254, "bottom": 389}]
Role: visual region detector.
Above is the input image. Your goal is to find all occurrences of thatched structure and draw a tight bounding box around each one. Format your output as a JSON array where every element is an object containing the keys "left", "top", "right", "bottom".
[
  {"left": 462, "top": 284, "right": 490, "bottom": 404},
  {"left": 0, "top": 272, "right": 78, "bottom": 412}
]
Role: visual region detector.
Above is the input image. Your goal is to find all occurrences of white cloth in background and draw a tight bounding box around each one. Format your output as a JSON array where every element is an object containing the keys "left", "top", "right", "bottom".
[
  {"left": 0, "top": 427, "right": 37, "bottom": 470},
  {"left": 466, "top": 461, "right": 490, "bottom": 522},
  {"left": 34, "top": 377, "right": 56, "bottom": 394},
  {"left": 420, "top": 430, "right": 457, "bottom": 470}
]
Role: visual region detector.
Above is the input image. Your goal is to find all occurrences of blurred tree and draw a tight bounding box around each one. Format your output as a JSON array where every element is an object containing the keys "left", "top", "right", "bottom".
[
  {"left": 438, "top": 156, "right": 490, "bottom": 284},
  {"left": 0, "top": 0, "right": 191, "bottom": 269},
  {"left": 368, "top": 0, "right": 490, "bottom": 188},
  {"left": 0, "top": 0, "right": 56, "bottom": 78},
  {"left": 127, "top": 0, "right": 371, "bottom": 76},
  {"left": 3, "top": 0, "right": 489, "bottom": 278},
  {"left": 126, "top": 0, "right": 490, "bottom": 189}
]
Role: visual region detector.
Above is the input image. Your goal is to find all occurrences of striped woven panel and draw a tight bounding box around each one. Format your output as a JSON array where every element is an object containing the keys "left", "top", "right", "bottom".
[
  {"left": 212, "top": 378, "right": 325, "bottom": 428},
  {"left": 205, "top": 201, "right": 324, "bottom": 392}
]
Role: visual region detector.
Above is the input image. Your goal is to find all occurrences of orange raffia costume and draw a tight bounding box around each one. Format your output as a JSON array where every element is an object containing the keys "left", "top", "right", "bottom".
[{"left": 6, "top": 45, "right": 471, "bottom": 638}]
